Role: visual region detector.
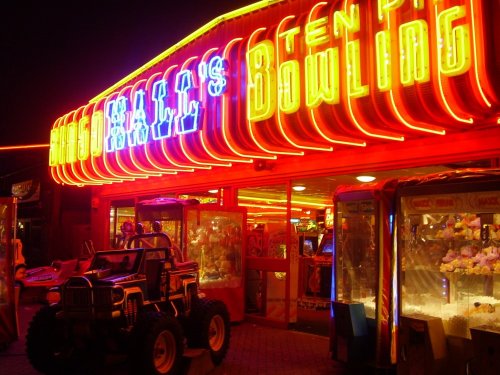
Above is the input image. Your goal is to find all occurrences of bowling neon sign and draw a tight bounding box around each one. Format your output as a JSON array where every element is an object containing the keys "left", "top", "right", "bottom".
[{"left": 49, "top": 0, "right": 498, "bottom": 186}]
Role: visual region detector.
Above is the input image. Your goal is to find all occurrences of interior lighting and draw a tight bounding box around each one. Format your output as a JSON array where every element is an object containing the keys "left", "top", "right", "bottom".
[
  {"left": 292, "top": 185, "right": 306, "bottom": 191},
  {"left": 356, "top": 175, "right": 376, "bottom": 182},
  {"left": 208, "top": 189, "right": 219, "bottom": 194}
]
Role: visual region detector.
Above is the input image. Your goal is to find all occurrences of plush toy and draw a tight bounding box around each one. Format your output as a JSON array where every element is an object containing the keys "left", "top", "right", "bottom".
[{"left": 442, "top": 249, "right": 457, "bottom": 263}]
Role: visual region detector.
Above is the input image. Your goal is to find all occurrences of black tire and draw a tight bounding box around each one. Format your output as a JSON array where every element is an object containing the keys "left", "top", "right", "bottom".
[
  {"left": 26, "top": 305, "right": 70, "bottom": 374},
  {"left": 187, "top": 298, "right": 230, "bottom": 365},
  {"left": 129, "top": 311, "right": 183, "bottom": 375}
]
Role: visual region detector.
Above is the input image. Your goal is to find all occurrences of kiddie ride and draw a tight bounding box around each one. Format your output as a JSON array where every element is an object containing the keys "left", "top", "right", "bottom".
[
  {"left": 15, "top": 240, "right": 95, "bottom": 303},
  {"left": 25, "top": 232, "right": 230, "bottom": 375}
]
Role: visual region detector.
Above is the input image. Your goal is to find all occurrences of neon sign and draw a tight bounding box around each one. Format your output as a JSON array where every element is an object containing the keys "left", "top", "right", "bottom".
[
  {"left": 247, "top": 2, "right": 471, "bottom": 121},
  {"left": 50, "top": 54, "right": 227, "bottom": 166},
  {"left": 49, "top": 0, "right": 498, "bottom": 186}
]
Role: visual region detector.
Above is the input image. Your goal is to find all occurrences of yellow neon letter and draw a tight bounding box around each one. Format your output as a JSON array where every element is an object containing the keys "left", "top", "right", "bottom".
[
  {"left": 305, "top": 48, "right": 340, "bottom": 108},
  {"left": 333, "top": 4, "right": 360, "bottom": 38},
  {"left": 305, "top": 16, "right": 330, "bottom": 47},
  {"left": 279, "top": 26, "right": 301, "bottom": 54},
  {"left": 49, "top": 128, "right": 60, "bottom": 166},
  {"left": 399, "top": 20, "right": 430, "bottom": 86},
  {"left": 247, "top": 40, "right": 277, "bottom": 122},
  {"left": 378, "top": 0, "right": 405, "bottom": 22},
  {"left": 278, "top": 60, "right": 300, "bottom": 114},
  {"left": 77, "top": 116, "right": 90, "bottom": 161},
  {"left": 347, "top": 40, "right": 369, "bottom": 98},
  {"left": 376, "top": 30, "right": 392, "bottom": 91},
  {"left": 437, "top": 6, "right": 471, "bottom": 76},
  {"left": 90, "top": 110, "right": 104, "bottom": 157},
  {"left": 66, "top": 121, "right": 78, "bottom": 163},
  {"left": 58, "top": 124, "right": 67, "bottom": 165}
]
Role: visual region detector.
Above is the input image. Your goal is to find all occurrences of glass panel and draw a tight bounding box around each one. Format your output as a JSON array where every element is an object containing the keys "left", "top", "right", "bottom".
[
  {"left": 136, "top": 202, "right": 184, "bottom": 250},
  {"left": 400, "top": 192, "right": 500, "bottom": 338},
  {"left": 245, "top": 269, "right": 287, "bottom": 321},
  {"left": 239, "top": 184, "right": 287, "bottom": 258},
  {"left": 110, "top": 204, "right": 135, "bottom": 248},
  {"left": 186, "top": 209, "right": 243, "bottom": 289},
  {"left": 178, "top": 191, "right": 219, "bottom": 204},
  {"left": 336, "top": 199, "right": 378, "bottom": 318}
]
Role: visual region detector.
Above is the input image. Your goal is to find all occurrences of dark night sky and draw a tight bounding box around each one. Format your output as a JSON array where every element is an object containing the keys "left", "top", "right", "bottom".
[{"left": 1, "top": 0, "right": 257, "bottom": 148}]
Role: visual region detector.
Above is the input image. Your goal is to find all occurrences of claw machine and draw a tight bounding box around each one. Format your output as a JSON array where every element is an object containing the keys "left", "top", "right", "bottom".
[
  {"left": 136, "top": 198, "right": 246, "bottom": 321},
  {"left": 396, "top": 169, "right": 500, "bottom": 375},
  {"left": 331, "top": 180, "right": 398, "bottom": 370},
  {"left": 0, "top": 197, "right": 19, "bottom": 349}
]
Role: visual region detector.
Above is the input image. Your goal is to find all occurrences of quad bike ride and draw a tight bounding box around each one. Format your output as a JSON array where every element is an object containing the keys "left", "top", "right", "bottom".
[{"left": 25, "top": 231, "right": 231, "bottom": 375}]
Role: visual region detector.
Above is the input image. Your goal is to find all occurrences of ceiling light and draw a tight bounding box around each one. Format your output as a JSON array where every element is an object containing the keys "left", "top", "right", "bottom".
[
  {"left": 356, "top": 175, "right": 376, "bottom": 183},
  {"left": 292, "top": 185, "right": 306, "bottom": 191},
  {"left": 208, "top": 189, "right": 218, "bottom": 194}
]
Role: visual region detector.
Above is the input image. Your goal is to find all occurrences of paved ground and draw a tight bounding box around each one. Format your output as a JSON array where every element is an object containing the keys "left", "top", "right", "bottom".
[{"left": 0, "top": 302, "right": 380, "bottom": 374}]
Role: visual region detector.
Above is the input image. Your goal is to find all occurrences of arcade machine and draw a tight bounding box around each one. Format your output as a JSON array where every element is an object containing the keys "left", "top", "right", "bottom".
[
  {"left": 0, "top": 197, "right": 19, "bottom": 349},
  {"left": 396, "top": 170, "right": 500, "bottom": 375},
  {"left": 136, "top": 198, "right": 246, "bottom": 321},
  {"left": 330, "top": 180, "right": 398, "bottom": 370}
]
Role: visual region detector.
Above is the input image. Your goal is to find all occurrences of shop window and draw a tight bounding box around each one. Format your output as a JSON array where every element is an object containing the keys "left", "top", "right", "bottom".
[
  {"left": 110, "top": 200, "right": 135, "bottom": 248},
  {"left": 239, "top": 184, "right": 287, "bottom": 258}
]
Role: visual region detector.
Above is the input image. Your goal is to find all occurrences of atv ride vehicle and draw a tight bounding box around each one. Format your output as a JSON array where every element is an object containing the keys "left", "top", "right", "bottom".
[{"left": 25, "top": 232, "right": 231, "bottom": 375}]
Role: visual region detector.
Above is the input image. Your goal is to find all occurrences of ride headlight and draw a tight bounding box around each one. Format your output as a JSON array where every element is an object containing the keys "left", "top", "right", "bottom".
[{"left": 112, "top": 286, "right": 125, "bottom": 304}]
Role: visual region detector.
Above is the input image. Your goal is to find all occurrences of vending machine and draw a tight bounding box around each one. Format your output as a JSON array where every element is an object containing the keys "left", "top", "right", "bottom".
[
  {"left": 396, "top": 169, "right": 500, "bottom": 375},
  {"left": 0, "top": 197, "right": 19, "bottom": 349},
  {"left": 136, "top": 198, "right": 246, "bottom": 321},
  {"left": 331, "top": 180, "right": 398, "bottom": 369}
]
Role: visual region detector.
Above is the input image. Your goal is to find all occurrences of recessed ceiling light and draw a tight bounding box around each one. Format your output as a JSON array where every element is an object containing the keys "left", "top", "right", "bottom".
[
  {"left": 356, "top": 175, "right": 376, "bottom": 183},
  {"left": 208, "top": 189, "right": 218, "bottom": 194},
  {"left": 292, "top": 185, "right": 306, "bottom": 191}
]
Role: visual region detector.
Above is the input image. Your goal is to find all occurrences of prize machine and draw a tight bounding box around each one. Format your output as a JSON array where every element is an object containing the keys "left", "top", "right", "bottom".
[
  {"left": 136, "top": 198, "right": 246, "bottom": 321},
  {"left": 0, "top": 197, "right": 19, "bottom": 349},
  {"left": 396, "top": 170, "right": 500, "bottom": 375},
  {"left": 330, "top": 180, "right": 398, "bottom": 370}
]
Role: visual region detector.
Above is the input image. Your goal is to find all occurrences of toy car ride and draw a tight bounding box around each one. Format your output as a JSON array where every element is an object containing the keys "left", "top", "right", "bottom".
[{"left": 25, "top": 232, "right": 231, "bottom": 375}]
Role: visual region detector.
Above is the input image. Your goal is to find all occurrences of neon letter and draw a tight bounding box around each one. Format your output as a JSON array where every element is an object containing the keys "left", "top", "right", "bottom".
[
  {"left": 247, "top": 40, "right": 276, "bottom": 122},
  {"left": 207, "top": 56, "right": 227, "bottom": 97},
  {"left": 305, "top": 48, "right": 340, "bottom": 108},
  {"left": 279, "top": 26, "right": 301, "bottom": 54},
  {"left": 399, "top": 20, "right": 430, "bottom": 86},
  {"left": 378, "top": 0, "right": 405, "bottom": 22},
  {"left": 278, "top": 60, "right": 300, "bottom": 114},
  {"left": 128, "top": 89, "right": 150, "bottom": 147},
  {"left": 49, "top": 128, "right": 60, "bottom": 166},
  {"left": 58, "top": 125, "right": 67, "bottom": 165},
  {"left": 438, "top": 6, "right": 471, "bottom": 76},
  {"left": 376, "top": 30, "right": 392, "bottom": 91},
  {"left": 151, "top": 79, "right": 175, "bottom": 139},
  {"left": 90, "top": 111, "right": 104, "bottom": 157},
  {"left": 175, "top": 70, "right": 200, "bottom": 134},
  {"left": 305, "top": 16, "right": 330, "bottom": 47},
  {"left": 333, "top": 4, "right": 360, "bottom": 38},
  {"left": 106, "top": 97, "right": 128, "bottom": 152},
  {"left": 347, "top": 40, "right": 369, "bottom": 98},
  {"left": 77, "top": 116, "right": 90, "bottom": 161}
]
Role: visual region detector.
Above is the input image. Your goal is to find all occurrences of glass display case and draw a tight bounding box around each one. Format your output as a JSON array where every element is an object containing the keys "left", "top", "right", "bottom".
[
  {"left": 399, "top": 186, "right": 500, "bottom": 339},
  {"left": 336, "top": 199, "right": 378, "bottom": 318},
  {"left": 186, "top": 209, "right": 244, "bottom": 289},
  {"left": 332, "top": 180, "right": 397, "bottom": 368}
]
